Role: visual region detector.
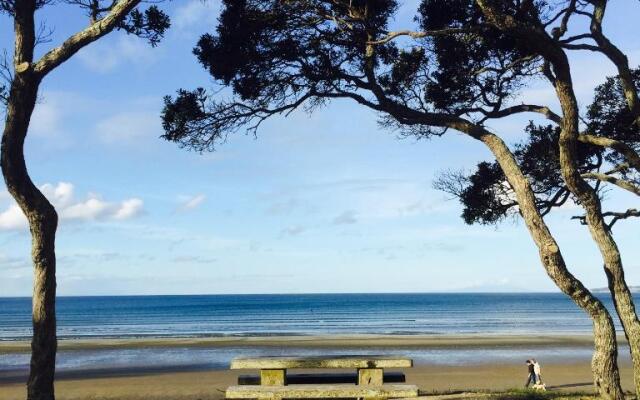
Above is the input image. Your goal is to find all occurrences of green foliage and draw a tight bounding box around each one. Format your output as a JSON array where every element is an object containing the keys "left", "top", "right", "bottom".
[
  {"left": 440, "top": 68, "right": 639, "bottom": 226},
  {"left": 452, "top": 123, "right": 596, "bottom": 224},
  {"left": 118, "top": 5, "right": 170, "bottom": 47},
  {"left": 161, "top": 0, "right": 547, "bottom": 151},
  {"left": 162, "top": 88, "right": 209, "bottom": 147},
  {"left": 587, "top": 68, "right": 640, "bottom": 165},
  {"left": 0, "top": 0, "right": 53, "bottom": 15},
  {"left": 417, "top": 0, "right": 539, "bottom": 113},
  {"left": 458, "top": 161, "right": 514, "bottom": 225},
  {"left": 159, "top": 0, "right": 638, "bottom": 229},
  {"left": 1, "top": 2, "right": 170, "bottom": 46}
]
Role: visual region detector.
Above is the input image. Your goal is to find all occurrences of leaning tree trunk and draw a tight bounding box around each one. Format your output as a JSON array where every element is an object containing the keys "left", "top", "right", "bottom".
[
  {"left": 2, "top": 72, "right": 59, "bottom": 400},
  {"left": 468, "top": 4, "right": 627, "bottom": 397},
  {"left": 470, "top": 126, "right": 624, "bottom": 400},
  {"left": 550, "top": 54, "right": 640, "bottom": 398},
  {"left": 2, "top": 3, "right": 59, "bottom": 399},
  {"left": 589, "top": 2, "right": 640, "bottom": 393}
]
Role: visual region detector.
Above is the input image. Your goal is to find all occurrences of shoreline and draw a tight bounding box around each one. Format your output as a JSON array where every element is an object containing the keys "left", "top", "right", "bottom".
[
  {"left": 2, "top": 334, "right": 636, "bottom": 399},
  {"left": 0, "top": 333, "right": 614, "bottom": 353}
]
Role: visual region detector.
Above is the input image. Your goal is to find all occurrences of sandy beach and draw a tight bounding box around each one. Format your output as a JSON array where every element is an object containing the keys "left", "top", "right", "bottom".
[
  {"left": 1, "top": 335, "right": 634, "bottom": 400},
  {"left": 0, "top": 362, "right": 634, "bottom": 400}
]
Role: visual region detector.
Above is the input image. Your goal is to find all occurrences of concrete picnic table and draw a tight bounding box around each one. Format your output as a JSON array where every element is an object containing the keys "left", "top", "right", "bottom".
[{"left": 230, "top": 355, "right": 414, "bottom": 386}]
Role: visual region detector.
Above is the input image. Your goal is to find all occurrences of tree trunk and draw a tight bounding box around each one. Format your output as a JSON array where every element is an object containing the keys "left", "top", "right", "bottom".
[
  {"left": 550, "top": 54, "right": 640, "bottom": 398},
  {"left": 27, "top": 205, "right": 58, "bottom": 400},
  {"left": 2, "top": 3, "right": 59, "bottom": 399},
  {"left": 475, "top": 130, "right": 624, "bottom": 400},
  {"left": 469, "top": 4, "right": 627, "bottom": 397}
]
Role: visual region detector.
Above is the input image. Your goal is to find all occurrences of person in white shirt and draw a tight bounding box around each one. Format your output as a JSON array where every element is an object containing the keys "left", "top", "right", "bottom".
[{"left": 532, "top": 359, "right": 542, "bottom": 384}]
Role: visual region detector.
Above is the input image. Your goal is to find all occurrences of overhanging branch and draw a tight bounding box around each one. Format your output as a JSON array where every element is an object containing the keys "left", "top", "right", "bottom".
[
  {"left": 573, "top": 208, "right": 640, "bottom": 230},
  {"left": 581, "top": 172, "right": 640, "bottom": 196},
  {"left": 368, "top": 26, "right": 482, "bottom": 45},
  {"left": 33, "top": 0, "right": 141, "bottom": 77},
  {"left": 578, "top": 134, "right": 640, "bottom": 172}
]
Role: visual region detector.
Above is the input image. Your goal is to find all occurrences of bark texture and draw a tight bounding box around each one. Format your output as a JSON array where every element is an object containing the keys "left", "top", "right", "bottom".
[
  {"left": 3, "top": 85, "right": 59, "bottom": 400},
  {"left": 2, "top": 3, "right": 59, "bottom": 400},
  {"left": 473, "top": 2, "right": 638, "bottom": 397},
  {"left": 364, "top": 16, "right": 625, "bottom": 394},
  {"left": 552, "top": 52, "right": 640, "bottom": 400},
  {"left": 471, "top": 128, "right": 624, "bottom": 400}
]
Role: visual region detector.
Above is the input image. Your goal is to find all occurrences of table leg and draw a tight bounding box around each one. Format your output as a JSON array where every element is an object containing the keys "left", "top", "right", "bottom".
[
  {"left": 358, "top": 368, "right": 384, "bottom": 400},
  {"left": 358, "top": 368, "right": 383, "bottom": 385}
]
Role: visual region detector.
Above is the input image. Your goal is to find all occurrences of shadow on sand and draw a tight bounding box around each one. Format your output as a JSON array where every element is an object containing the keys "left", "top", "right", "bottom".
[{"left": 546, "top": 382, "right": 593, "bottom": 389}]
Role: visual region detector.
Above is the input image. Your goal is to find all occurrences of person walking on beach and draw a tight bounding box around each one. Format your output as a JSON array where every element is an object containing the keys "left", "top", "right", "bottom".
[
  {"left": 525, "top": 359, "right": 537, "bottom": 387},
  {"left": 532, "top": 359, "right": 543, "bottom": 385}
]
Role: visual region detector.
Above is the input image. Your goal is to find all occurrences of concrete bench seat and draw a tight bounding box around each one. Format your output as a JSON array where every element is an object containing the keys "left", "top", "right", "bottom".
[
  {"left": 238, "top": 371, "right": 406, "bottom": 385},
  {"left": 226, "top": 383, "right": 419, "bottom": 399},
  {"left": 231, "top": 356, "right": 412, "bottom": 370}
]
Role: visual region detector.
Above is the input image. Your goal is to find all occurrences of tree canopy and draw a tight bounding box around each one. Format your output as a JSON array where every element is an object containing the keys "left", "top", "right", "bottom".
[
  {"left": 435, "top": 69, "right": 640, "bottom": 228},
  {"left": 160, "top": 0, "right": 638, "bottom": 229},
  {"left": 0, "top": 1, "right": 169, "bottom": 47},
  {"left": 162, "top": 0, "right": 547, "bottom": 149}
]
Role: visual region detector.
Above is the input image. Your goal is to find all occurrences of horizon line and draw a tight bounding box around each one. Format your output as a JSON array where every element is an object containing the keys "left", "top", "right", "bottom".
[{"left": 0, "top": 290, "right": 581, "bottom": 299}]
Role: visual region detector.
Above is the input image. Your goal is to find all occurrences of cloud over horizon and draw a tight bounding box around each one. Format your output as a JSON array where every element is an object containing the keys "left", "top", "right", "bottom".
[{"left": 0, "top": 182, "right": 144, "bottom": 231}]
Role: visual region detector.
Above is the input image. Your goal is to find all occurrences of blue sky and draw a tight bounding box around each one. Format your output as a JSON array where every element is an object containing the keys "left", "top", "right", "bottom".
[{"left": 0, "top": 1, "right": 638, "bottom": 296}]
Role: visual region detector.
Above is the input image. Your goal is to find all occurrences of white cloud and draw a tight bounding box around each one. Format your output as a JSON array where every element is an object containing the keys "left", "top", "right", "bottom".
[
  {"left": 0, "top": 182, "right": 144, "bottom": 231},
  {"left": 173, "top": 0, "right": 220, "bottom": 33},
  {"left": 96, "top": 111, "right": 160, "bottom": 144},
  {"left": 0, "top": 204, "right": 28, "bottom": 230},
  {"left": 114, "top": 198, "right": 145, "bottom": 220},
  {"left": 64, "top": 197, "right": 112, "bottom": 221},
  {"left": 178, "top": 194, "right": 206, "bottom": 212},
  {"left": 77, "top": 35, "right": 159, "bottom": 73},
  {"left": 40, "top": 182, "right": 74, "bottom": 208}
]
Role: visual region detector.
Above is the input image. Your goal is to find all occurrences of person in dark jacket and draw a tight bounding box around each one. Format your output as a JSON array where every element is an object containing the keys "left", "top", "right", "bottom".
[{"left": 525, "top": 359, "right": 537, "bottom": 387}]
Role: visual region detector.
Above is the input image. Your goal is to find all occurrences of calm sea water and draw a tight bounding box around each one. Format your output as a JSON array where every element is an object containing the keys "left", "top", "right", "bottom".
[
  {"left": 0, "top": 293, "right": 631, "bottom": 379},
  {"left": 0, "top": 293, "right": 624, "bottom": 340}
]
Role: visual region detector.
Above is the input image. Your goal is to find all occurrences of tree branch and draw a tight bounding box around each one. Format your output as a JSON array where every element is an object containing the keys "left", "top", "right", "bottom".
[
  {"left": 482, "top": 103, "right": 562, "bottom": 124},
  {"left": 33, "top": 0, "right": 141, "bottom": 78},
  {"left": 573, "top": 208, "right": 640, "bottom": 230},
  {"left": 589, "top": 0, "right": 640, "bottom": 127},
  {"left": 367, "top": 26, "right": 481, "bottom": 45},
  {"left": 578, "top": 133, "right": 640, "bottom": 172},
  {"left": 581, "top": 172, "right": 640, "bottom": 196}
]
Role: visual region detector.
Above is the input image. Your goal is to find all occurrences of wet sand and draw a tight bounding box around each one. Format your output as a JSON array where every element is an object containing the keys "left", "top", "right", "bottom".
[
  {"left": 0, "top": 335, "right": 633, "bottom": 400},
  {"left": 0, "top": 334, "right": 611, "bottom": 353}
]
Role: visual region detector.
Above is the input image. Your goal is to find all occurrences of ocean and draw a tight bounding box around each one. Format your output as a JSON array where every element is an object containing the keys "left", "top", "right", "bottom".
[
  {"left": 0, "top": 293, "right": 630, "bottom": 380},
  {"left": 0, "top": 293, "right": 624, "bottom": 340}
]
